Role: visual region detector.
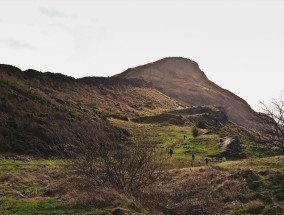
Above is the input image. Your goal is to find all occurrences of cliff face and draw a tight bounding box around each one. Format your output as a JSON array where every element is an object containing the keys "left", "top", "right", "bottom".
[{"left": 115, "top": 57, "right": 257, "bottom": 127}]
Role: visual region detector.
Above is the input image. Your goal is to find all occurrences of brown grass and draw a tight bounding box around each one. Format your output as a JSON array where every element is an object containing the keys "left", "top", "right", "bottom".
[
  {"left": 45, "top": 175, "right": 139, "bottom": 212},
  {"left": 46, "top": 166, "right": 263, "bottom": 214},
  {"left": 141, "top": 166, "right": 252, "bottom": 215}
]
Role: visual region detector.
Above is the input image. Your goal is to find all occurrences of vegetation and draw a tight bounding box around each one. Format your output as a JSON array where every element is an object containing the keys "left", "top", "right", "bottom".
[
  {"left": 192, "top": 126, "right": 199, "bottom": 138},
  {"left": 1, "top": 65, "right": 284, "bottom": 214},
  {"left": 51, "top": 121, "right": 163, "bottom": 195},
  {"left": 257, "top": 97, "right": 284, "bottom": 149},
  {"left": 0, "top": 65, "right": 181, "bottom": 155}
]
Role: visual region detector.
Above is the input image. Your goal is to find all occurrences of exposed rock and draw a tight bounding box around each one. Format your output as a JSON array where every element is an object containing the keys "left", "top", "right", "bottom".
[{"left": 222, "top": 136, "right": 245, "bottom": 159}]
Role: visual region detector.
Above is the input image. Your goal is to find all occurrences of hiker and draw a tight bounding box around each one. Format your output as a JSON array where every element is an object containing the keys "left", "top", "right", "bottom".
[
  {"left": 205, "top": 157, "right": 209, "bottom": 166},
  {"left": 169, "top": 148, "right": 173, "bottom": 157},
  {"left": 198, "top": 160, "right": 201, "bottom": 166},
  {"left": 189, "top": 154, "right": 195, "bottom": 167},
  {"left": 190, "top": 159, "right": 194, "bottom": 167}
]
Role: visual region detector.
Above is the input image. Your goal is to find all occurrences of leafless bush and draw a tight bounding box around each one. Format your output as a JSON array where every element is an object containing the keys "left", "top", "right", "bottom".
[
  {"left": 257, "top": 96, "right": 284, "bottom": 149},
  {"left": 103, "top": 144, "right": 163, "bottom": 195},
  {"left": 50, "top": 121, "right": 163, "bottom": 195}
]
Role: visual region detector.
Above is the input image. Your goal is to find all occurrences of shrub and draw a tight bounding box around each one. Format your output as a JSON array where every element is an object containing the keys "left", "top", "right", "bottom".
[
  {"left": 51, "top": 121, "right": 163, "bottom": 196},
  {"left": 192, "top": 126, "right": 199, "bottom": 138}
]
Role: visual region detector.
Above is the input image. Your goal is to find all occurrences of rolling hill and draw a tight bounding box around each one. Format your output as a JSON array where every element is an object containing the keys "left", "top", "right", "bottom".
[{"left": 0, "top": 64, "right": 182, "bottom": 154}]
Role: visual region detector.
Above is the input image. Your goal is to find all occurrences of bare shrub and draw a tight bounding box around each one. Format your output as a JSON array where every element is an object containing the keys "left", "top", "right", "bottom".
[
  {"left": 102, "top": 144, "right": 163, "bottom": 195},
  {"left": 50, "top": 121, "right": 163, "bottom": 195},
  {"left": 257, "top": 96, "right": 284, "bottom": 149}
]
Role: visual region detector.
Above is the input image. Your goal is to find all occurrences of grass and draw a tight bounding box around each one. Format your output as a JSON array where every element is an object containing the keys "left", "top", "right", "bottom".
[
  {"left": 217, "top": 156, "right": 284, "bottom": 214},
  {"left": 110, "top": 118, "right": 284, "bottom": 213},
  {"left": 0, "top": 157, "right": 116, "bottom": 215},
  {"left": 111, "top": 119, "right": 224, "bottom": 168},
  {"left": 0, "top": 157, "right": 65, "bottom": 166},
  {"left": 243, "top": 144, "right": 283, "bottom": 158},
  {"left": 1, "top": 120, "right": 283, "bottom": 214},
  {"left": 0, "top": 199, "right": 104, "bottom": 215},
  {"left": 1, "top": 70, "right": 182, "bottom": 155},
  {"left": 1, "top": 147, "right": 284, "bottom": 214},
  {"left": 218, "top": 156, "right": 284, "bottom": 172},
  {"left": 2, "top": 65, "right": 284, "bottom": 214}
]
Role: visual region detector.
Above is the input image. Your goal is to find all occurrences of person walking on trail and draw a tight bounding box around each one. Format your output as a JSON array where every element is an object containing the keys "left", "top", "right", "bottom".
[
  {"left": 205, "top": 157, "right": 209, "bottom": 166},
  {"left": 189, "top": 154, "right": 195, "bottom": 167},
  {"left": 190, "top": 159, "right": 194, "bottom": 167},
  {"left": 169, "top": 148, "right": 173, "bottom": 157}
]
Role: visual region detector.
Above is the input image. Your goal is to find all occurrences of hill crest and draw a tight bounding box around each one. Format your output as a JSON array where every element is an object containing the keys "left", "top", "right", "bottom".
[{"left": 116, "top": 57, "right": 257, "bottom": 127}]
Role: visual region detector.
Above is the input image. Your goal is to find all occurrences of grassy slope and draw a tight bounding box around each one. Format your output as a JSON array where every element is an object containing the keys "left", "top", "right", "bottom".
[
  {"left": 0, "top": 119, "right": 284, "bottom": 215},
  {"left": 0, "top": 68, "right": 181, "bottom": 154},
  {"left": 0, "top": 68, "right": 181, "bottom": 119},
  {"left": 1, "top": 154, "right": 283, "bottom": 214},
  {"left": 0, "top": 156, "right": 118, "bottom": 215},
  {"left": 110, "top": 119, "right": 284, "bottom": 214},
  {"left": 111, "top": 118, "right": 225, "bottom": 168},
  {"left": 218, "top": 156, "right": 284, "bottom": 214}
]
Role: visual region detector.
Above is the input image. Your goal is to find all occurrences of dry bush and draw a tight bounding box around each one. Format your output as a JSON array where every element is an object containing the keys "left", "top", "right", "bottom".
[
  {"left": 243, "top": 200, "right": 265, "bottom": 214},
  {"left": 51, "top": 121, "right": 163, "bottom": 196},
  {"left": 141, "top": 167, "right": 251, "bottom": 215},
  {"left": 102, "top": 144, "right": 163, "bottom": 196},
  {"left": 257, "top": 97, "right": 284, "bottom": 149},
  {"left": 46, "top": 175, "right": 136, "bottom": 209}
]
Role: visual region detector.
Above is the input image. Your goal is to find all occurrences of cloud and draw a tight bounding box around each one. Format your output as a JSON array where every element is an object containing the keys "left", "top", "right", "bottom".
[
  {"left": 40, "top": 7, "right": 76, "bottom": 19},
  {"left": 0, "top": 37, "right": 36, "bottom": 50}
]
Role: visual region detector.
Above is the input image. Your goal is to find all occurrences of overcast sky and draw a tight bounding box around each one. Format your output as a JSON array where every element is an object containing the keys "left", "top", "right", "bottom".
[{"left": 0, "top": 0, "right": 283, "bottom": 111}]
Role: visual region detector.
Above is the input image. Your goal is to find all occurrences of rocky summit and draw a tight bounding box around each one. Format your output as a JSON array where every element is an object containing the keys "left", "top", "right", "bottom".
[{"left": 116, "top": 57, "right": 257, "bottom": 127}]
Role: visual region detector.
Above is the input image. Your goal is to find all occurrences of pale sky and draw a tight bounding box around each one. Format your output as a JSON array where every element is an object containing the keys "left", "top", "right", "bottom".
[{"left": 0, "top": 0, "right": 283, "bottom": 111}]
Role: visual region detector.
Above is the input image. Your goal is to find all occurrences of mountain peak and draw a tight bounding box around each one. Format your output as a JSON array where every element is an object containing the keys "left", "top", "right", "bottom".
[
  {"left": 115, "top": 57, "right": 257, "bottom": 127},
  {"left": 117, "top": 57, "right": 207, "bottom": 83}
]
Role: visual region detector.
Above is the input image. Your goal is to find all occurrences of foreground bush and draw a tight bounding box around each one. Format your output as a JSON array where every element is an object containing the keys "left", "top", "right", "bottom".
[{"left": 51, "top": 121, "right": 163, "bottom": 195}]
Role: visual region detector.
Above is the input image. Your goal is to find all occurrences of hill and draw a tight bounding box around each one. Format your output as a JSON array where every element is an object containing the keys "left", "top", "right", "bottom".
[
  {"left": 0, "top": 64, "right": 182, "bottom": 154},
  {"left": 1, "top": 64, "right": 283, "bottom": 215},
  {"left": 115, "top": 57, "right": 258, "bottom": 127}
]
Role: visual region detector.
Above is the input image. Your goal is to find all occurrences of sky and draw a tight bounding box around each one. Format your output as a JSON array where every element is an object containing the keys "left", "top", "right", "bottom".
[{"left": 0, "top": 0, "right": 283, "bottom": 111}]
